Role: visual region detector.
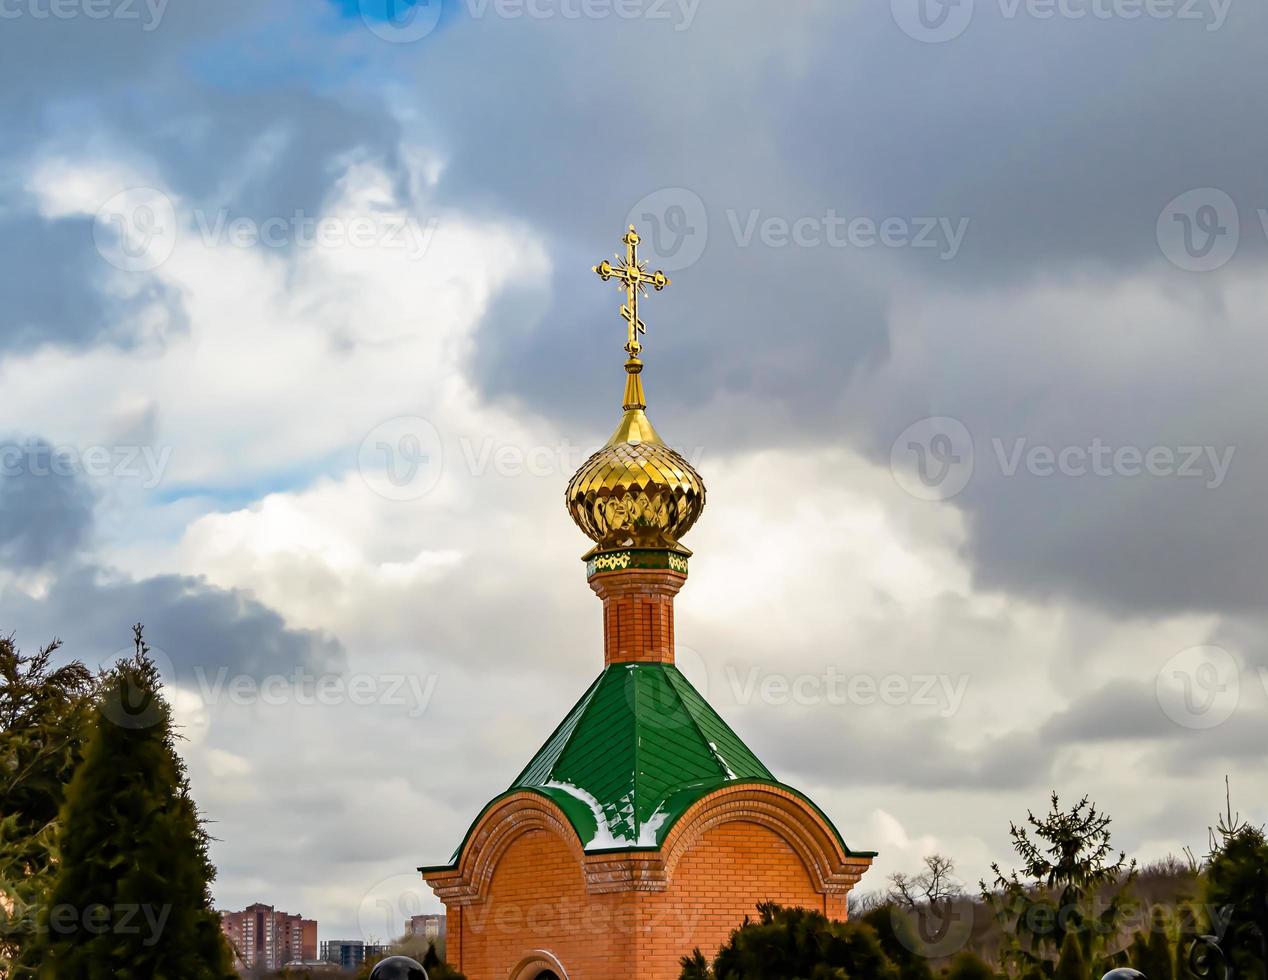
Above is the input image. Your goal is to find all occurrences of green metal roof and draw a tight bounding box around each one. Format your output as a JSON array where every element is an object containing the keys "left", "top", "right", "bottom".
[
  {"left": 422, "top": 663, "right": 872, "bottom": 871},
  {"left": 513, "top": 662, "right": 775, "bottom": 849}
]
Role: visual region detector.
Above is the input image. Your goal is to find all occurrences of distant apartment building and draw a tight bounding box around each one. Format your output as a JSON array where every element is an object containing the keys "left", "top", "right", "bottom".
[
  {"left": 321, "top": 939, "right": 393, "bottom": 970},
  {"left": 220, "top": 902, "right": 317, "bottom": 971},
  {"left": 406, "top": 913, "right": 446, "bottom": 942}
]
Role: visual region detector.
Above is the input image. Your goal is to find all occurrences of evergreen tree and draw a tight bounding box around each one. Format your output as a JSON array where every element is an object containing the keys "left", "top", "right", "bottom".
[
  {"left": 1128, "top": 907, "right": 1175, "bottom": 980},
  {"left": 1203, "top": 826, "right": 1268, "bottom": 980},
  {"left": 1053, "top": 931, "right": 1085, "bottom": 980},
  {"left": 420, "top": 942, "right": 468, "bottom": 979},
  {"left": 861, "top": 903, "right": 935, "bottom": 980},
  {"left": 0, "top": 633, "right": 96, "bottom": 969},
  {"left": 984, "top": 793, "right": 1137, "bottom": 979},
  {"left": 681, "top": 902, "right": 901, "bottom": 980},
  {"left": 24, "top": 626, "right": 234, "bottom": 979},
  {"left": 680, "top": 949, "right": 713, "bottom": 980},
  {"left": 427, "top": 961, "right": 468, "bottom": 980},
  {"left": 945, "top": 950, "right": 998, "bottom": 980},
  {"left": 1173, "top": 903, "right": 1202, "bottom": 980}
]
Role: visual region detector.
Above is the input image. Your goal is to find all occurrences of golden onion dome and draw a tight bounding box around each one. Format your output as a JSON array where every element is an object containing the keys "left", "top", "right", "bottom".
[{"left": 566, "top": 356, "right": 706, "bottom": 553}]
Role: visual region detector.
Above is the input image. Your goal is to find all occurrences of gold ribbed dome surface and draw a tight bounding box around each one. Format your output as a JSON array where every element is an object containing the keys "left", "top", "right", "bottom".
[{"left": 566, "top": 359, "right": 706, "bottom": 552}]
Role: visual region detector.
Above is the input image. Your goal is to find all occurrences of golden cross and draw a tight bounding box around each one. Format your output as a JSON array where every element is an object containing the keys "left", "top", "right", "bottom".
[{"left": 593, "top": 225, "right": 671, "bottom": 358}]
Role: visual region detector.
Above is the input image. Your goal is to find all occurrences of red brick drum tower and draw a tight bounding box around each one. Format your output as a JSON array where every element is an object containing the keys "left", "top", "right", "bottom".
[{"left": 420, "top": 226, "right": 874, "bottom": 980}]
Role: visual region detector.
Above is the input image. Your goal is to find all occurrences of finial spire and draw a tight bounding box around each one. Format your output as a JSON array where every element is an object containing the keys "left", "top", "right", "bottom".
[
  {"left": 622, "top": 356, "right": 646, "bottom": 411},
  {"left": 569, "top": 225, "right": 705, "bottom": 560},
  {"left": 593, "top": 225, "right": 671, "bottom": 361}
]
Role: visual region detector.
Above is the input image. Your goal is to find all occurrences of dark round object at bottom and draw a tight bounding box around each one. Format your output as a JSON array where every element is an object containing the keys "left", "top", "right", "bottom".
[
  {"left": 369, "top": 955, "right": 428, "bottom": 980},
  {"left": 1102, "top": 970, "right": 1147, "bottom": 980}
]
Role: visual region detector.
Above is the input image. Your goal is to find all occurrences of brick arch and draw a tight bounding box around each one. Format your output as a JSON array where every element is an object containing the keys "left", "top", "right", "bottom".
[
  {"left": 660, "top": 784, "right": 871, "bottom": 896},
  {"left": 429, "top": 792, "right": 588, "bottom": 906},
  {"left": 509, "top": 950, "right": 571, "bottom": 980}
]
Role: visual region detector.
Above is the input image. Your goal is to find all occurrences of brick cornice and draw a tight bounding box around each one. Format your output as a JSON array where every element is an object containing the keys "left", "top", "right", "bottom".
[{"left": 422, "top": 784, "right": 873, "bottom": 906}]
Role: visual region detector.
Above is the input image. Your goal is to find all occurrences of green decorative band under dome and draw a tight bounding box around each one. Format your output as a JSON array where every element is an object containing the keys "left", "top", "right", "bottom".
[{"left": 585, "top": 548, "right": 690, "bottom": 579}]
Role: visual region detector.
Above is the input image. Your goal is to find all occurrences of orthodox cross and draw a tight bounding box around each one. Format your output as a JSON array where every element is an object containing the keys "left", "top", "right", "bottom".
[{"left": 592, "top": 225, "right": 671, "bottom": 358}]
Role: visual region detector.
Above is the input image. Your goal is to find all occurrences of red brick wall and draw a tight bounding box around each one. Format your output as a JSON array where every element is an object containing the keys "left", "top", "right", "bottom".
[
  {"left": 452, "top": 827, "right": 632, "bottom": 980},
  {"left": 637, "top": 820, "right": 840, "bottom": 978},
  {"left": 450, "top": 819, "right": 838, "bottom": 980}
]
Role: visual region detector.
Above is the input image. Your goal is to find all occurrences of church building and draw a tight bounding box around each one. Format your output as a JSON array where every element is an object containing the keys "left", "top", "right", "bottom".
[{"left": 420, "top": 226, "right": 874, "bottom": 980}]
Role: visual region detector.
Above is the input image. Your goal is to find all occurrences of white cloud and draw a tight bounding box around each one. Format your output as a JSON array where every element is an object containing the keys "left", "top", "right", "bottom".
[{"left": 8, "top": 37, "right": 1268, "bottom": 941}]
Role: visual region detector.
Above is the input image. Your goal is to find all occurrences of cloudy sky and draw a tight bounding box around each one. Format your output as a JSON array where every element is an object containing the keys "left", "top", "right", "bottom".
[{"left": 3, "top": 0, "right": 1267, "bottom": 943}]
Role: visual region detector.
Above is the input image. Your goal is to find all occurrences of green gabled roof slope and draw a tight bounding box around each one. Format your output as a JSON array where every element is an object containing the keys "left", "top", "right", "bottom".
[
  {"left": 423, "top": 661, "right": 872, "bottom": 871},
  {"left": 504, "top": 662, "right": 803, "bottom": 850}
]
